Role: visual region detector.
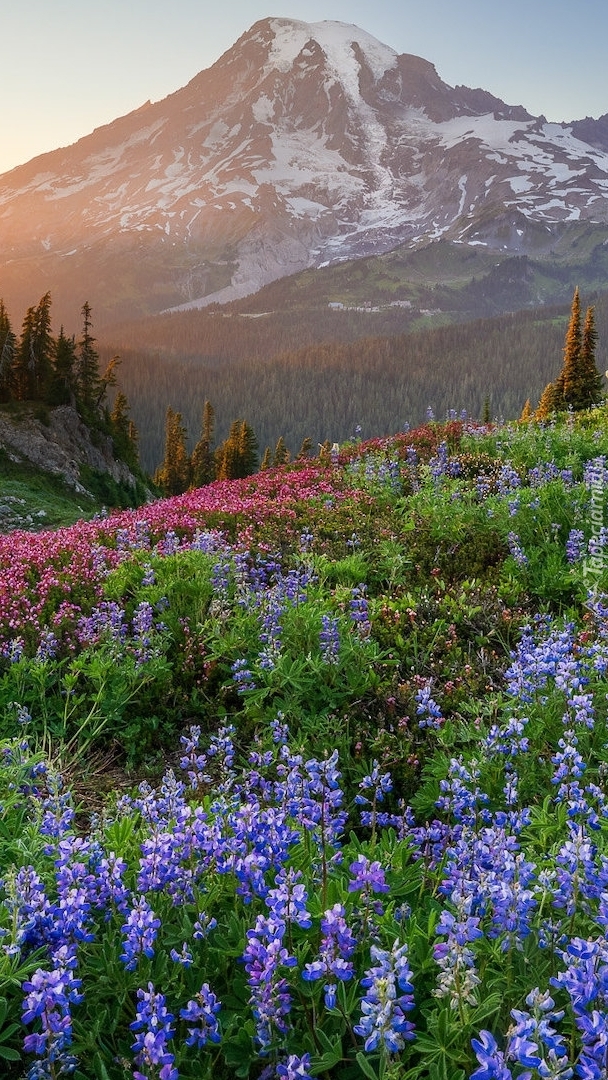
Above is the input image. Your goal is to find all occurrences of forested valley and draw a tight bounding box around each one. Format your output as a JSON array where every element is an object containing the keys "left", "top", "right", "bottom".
[
  {"left": 99, "top": 293, "right": 608, "bottom": 473},
  {"left": 2, "top": 283, "right": 607, "bottom": 478}
]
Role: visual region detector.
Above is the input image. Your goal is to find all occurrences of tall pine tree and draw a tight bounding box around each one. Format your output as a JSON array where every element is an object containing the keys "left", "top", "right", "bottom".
[
  {"left": 0, "top": 300, "right": 16, "bottom": 403},
  {"left": 110, "top": 391, "right": 139, "bottom": 471},
  {"left": 154, "top": 407, "right": 190, "bottom": 495},
  {"left": 77, "top": 301, "right": 103, "bottom": 418},
  {"left": 190, "top": 400, "right": 216, "bottom": 488},
  {"left": 215, "top": 419, "right": 258, "bottom": 480},
  {"left": 577, "top": 305, "right": 603, "bottom": 408},
  {"left": 13, "top": 293, "right": 54, "bottom": 400},
  {"left": 538, "top": 288, "right": 604, "bottom": 415},
  {"left": 48, "top": 326, "right": 77, "bottom": 406}
]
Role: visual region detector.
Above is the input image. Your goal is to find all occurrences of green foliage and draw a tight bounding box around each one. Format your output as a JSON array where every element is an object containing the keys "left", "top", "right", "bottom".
[{"left": 3, "top": 411, "right": 608, "bottom": 1077}]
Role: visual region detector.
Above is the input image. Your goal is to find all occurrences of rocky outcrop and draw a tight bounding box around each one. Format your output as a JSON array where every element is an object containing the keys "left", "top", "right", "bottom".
[{"left": 0, "top": 405, "right": 138, "bottom": 496}]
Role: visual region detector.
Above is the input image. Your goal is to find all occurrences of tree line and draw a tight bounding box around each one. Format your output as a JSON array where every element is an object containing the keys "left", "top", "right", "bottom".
[
  {"left": 97, "top": 295, "right": 607, "bottom": 473},
  {"left": 1, "top": 288, "right": 605, "bottom": 491},
  {"left": 154, "top": 402, "right": 311, "bottom": 496},
  {"left": 0, "top": 293, "right": 140, "bottom": 472}
]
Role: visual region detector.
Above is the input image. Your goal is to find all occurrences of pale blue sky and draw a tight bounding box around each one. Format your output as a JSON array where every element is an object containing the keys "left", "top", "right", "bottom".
[{"left": 1, "top": 0, "right": 606, "bottom": 174}]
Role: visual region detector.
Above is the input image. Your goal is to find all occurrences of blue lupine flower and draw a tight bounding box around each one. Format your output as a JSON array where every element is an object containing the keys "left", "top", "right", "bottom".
[
  {"left": 22, "top": 956, "right": 83, "bottom": 1077},
  {"left": 350, "top": 585, "right": 371, "bottom": 638},
  {"left": 319, "top": 614, "right": 340, "bottom": 665},
  {"left": 130, "top": 983, "right": 177, "bottom": 1080},
  {"left": 231, "top": 658, "right": 256, "bottom": 693},
  {"left": 301, "top": 903, "right": 357, "bottom": 1006},
  {"left": 266, "top": 868, "right": 312, "bottom": 929},
  {"left": 242, "top": 914, "right": 296, "bottom": 1051},
  {"left": 354, "top": 940, "right": 416, "bottom": 1053},
  {"left": 180, "top": 983, "right": 221, "bottom": 1047},
  {"left": 119, "top": 896, "right": 161, "bottom": 971},
  {"left": 470, "top": 1030, "right": 513, "bottom": 1080},
  {"left": 348, "top": 854, "right": 390, "bottom": 895},
  {"left": 276, "top": 1052, "right": 312, "bottom": 1078}
]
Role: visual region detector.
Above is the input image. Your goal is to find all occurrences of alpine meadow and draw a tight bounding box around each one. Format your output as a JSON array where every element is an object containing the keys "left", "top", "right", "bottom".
[{"left": 1, "top": 15, "right": 608, "bottom": 1080}]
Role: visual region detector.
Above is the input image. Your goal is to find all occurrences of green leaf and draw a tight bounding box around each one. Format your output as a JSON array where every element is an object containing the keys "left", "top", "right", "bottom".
[
  {"left": 0, "top": 1045, "right": 21, "bottom": 1061},
  {"left": 355, "top": 1050, "right": 380, "bottom": 1080},
  {"left": 0, "top": 1021, "right": 20, "bottom": 1042}
]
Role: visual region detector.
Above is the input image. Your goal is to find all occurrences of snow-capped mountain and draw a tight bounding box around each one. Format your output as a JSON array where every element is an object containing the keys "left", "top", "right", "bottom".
[{"left": 1, "top": 17, "right": 607, "bottom": 324}]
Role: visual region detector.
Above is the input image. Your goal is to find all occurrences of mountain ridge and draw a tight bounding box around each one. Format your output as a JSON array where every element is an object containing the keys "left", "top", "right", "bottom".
[{"left": 1, "top": 17, "right": 607, "bottom": 326}]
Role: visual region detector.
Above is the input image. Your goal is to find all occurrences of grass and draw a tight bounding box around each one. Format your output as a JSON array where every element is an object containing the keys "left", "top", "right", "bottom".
[{"left": 0, "top": 447, "right": 96, "bottom": 530}]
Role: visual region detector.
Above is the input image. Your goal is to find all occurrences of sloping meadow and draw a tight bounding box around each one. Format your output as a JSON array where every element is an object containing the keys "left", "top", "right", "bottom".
[{"left": 1, "top": 410, "right": 608, "bottom": 1079}]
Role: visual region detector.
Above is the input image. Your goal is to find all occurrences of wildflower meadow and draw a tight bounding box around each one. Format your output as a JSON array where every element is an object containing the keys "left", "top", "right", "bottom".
[{"left": 1, "top": 409, "right": 608, "bottom": 1080}]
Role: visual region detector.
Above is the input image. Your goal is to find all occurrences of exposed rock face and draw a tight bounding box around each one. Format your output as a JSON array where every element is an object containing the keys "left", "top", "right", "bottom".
[
  {"left": 0, "top": 405, "right": 137, "bottom": 495},
  {"left": 0, "top": 17, "right": 607, "bottom": 325}
]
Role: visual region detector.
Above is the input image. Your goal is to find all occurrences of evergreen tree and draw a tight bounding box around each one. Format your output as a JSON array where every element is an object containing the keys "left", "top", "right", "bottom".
[
  {"left": 110, "top": 391, "right": 139, "bottom": 470},
  {"left": 577, "top": 305, "right": 603, "bottom": 408},
  {"left": 519, "top": 399, "right": 533, "bottom": 423},
  {"left": 13, "top": 304, "right": 37, "bottom": 400},
  {"left": 482, "top": 397, "right": 491, "bottom": 424},
  {"left": 47, "top": 327, "right": 77, "bottom": 406},
  {"left": 547, "top": 289, "right": 604, "bottom": 412},
  {"left": 12, "top": 294, "right": 54, "bottom": 400},
  {"left": 558, "top": 286, "right": 583, "bottom": 409},
  {"left": 215, "top": 419, "right": 258, "bottom": 480},
  {"left": 296, "top": 436, "right": 313, "bottom": 459},
  {"left": 0, "top": 300, "right": 16, "bottom": 403},
  {"left": 154, "top": 407, "right": 190, "bottom": 495},
  {"left": 535, "top": 381, "right": 560, "bottom": 422},
  {"left": 272, "top": 436, "right": 290, "bottom": 466},
  {"left": 237, "top": 419, "right": 258, "bottom": 477},
  {"left": 77, "top": 301, "right": 103, "bottom": 418},
  {"left": 190, "top": 400, "right": 216, "bottom": 488},
  {"left": 260, "top": 447, "right": 272, "bottom": 470}
]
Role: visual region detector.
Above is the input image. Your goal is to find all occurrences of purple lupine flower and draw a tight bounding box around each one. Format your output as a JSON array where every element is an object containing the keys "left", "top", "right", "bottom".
[
  {"left": 39, "top": 774, "right": 75, "bottom": 840},
  {"left": 566, "top": 528, "right": 585, "bottom": 563},
  {"left": 266, "top": 868, "right": 312, "bottom": 930},
  {"left": 132, "top": 600, "right": 160, "bottom": 665},
  {"left": 435, "top": 756, "right": 489, "bottom": 825},
  {"left": 242, "top": 914, "right": 296, "bottom": 1051},
  {"left": 433, "top": 904, "right": 482, "bottom": 1008},
  {"left": 270, "top": 713, "right": 289, "bottom": 745},
  {"left": 319, "top": 614, "right": 340, "bottom": 665},
  {"left": 130, "top": 983, "right": 177, "bottom": 1080},
  {"left": 193, "top": 912, "right": 217, "bottom": 940},
  {"left": 415, "top": 679, "right": 444, "bottom": 730},
  {"left": 356, "top": 762, "right": 393, "bottom": 804},
  {"left": 120, "top": 896, "right": 161, "bottom": 971},
  {"left": 89, "top": 850, "right": 130, "bottom": 917},
  {"left": 301, "top": 903, "right": 357, "bottom": 1007},
  {"left": 180, "top": 983, "right": 221, "bottom": 1047},
  {"left": 35, "top": 629, "right": 59, "bottom": 661},
  {"left": 354, "top": 940, "right": 416, "bottom": 1053},
  {"left": 276, "top": 1053, "right": 312, "bottom": 1078},
  {"left": 300, "top": 750, "right": 348, "bottom": 847},
  {"left": 470, "top": 1030, "right": 514, "bottom": 1080},
  {"left": 350, "top": 585, "right": 371, "bottom": 638},
  {"left": 169, "top": 942, "right": 193, "bottom": 967},
  {"left": 4, "top": 865, "right": 54, "bottom": 955},
  {"left": 22, "top": 956, "right": 83, "bottom": 1076},
  {"left": 156, "top": 529, "right": 180, "bottom": 556},
  {"left": 348, "top": 855, "right": 390, "bottom": 896},
  {"left": 506, "top": 987, "right": 570, "bottom": 1077},
  {"left": 231, "top": 658, "right": 256, "bottom": 694},
  {"left": 179, "top": 725, "right": 211, "bottom": 791},
  {"left": 507, "top": 532, "right": 528, "bottom": 567},
  {"left": 76, "top": 599, "right": 128, "bottom": 648}
]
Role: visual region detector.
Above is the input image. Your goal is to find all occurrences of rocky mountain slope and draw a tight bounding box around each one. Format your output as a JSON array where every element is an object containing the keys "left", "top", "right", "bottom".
[
  {"left": 0, "top": 406, "right": 144, "bottom": 530},
  {"left": 0, "top": 17, "right": 607, "bottom": 326}
]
